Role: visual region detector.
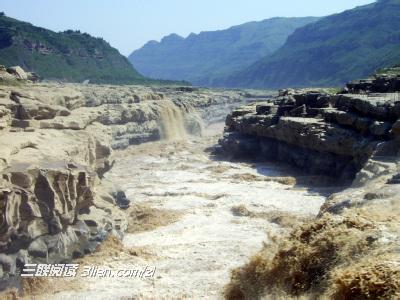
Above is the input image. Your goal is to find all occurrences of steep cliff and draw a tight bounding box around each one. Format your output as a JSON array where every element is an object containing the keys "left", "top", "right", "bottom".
[{"left": 220, "top": 85, "right": 400, "bottom": 181}]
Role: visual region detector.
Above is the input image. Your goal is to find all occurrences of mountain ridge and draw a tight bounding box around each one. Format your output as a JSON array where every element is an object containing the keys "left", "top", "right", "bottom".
[
  {"left": 129, "top": 17, "right": 320, "bottom": 86},
  {"left": 222, "top": 0, "right": 400, "bottom": 88}
]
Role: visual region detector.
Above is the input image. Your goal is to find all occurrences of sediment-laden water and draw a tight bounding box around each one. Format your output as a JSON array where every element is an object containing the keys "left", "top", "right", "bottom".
[{"left": 48, "top": 123, "right": 327, "bottom": 299}]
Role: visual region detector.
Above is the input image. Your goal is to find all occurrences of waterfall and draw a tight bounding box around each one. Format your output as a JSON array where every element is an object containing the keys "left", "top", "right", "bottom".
[
  {"left": 160, "top": 104, "right": 187, "bottom": 140},
  {"left": 158, "top": 101, "right": 204, "bottom": 141}
]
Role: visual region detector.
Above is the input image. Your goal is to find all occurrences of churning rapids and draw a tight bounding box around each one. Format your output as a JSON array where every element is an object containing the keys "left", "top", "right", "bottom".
[{"left": 42, "top": 121, "right": 330, "bottom": 299}]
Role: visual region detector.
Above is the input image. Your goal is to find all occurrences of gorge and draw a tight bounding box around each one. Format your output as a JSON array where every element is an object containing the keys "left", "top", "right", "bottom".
[
  {"left": 0, "top": 0, "right": 399, "bottom": 298},
  {"left": 0, "top": 65, "right": 398, "bottom": 299}
]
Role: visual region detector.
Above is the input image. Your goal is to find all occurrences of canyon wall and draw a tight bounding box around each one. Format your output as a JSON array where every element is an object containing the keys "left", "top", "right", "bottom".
[
  {"left": 221, "top": 76, "right": 400, "bottom": 299},
  {"left": 220, "top": 89, "right": 400, "bottom": 181},
  {"left": 0, "top": 81, "right": 246, "bottom": 278}
]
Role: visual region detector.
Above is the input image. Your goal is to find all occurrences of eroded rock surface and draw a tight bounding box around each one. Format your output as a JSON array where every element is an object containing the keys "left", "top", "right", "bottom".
[
  {"left": 220, "top": 88, "right": 400, "bottom": 181},
  {"left": 346, "top": 66, "right": 400, "bottom": 93},
  {"left": 0, "top": 65, "right": 39, "bottom": 84},
  {"left": 221, "top": 79, "right": 400, "bottom": 299},
  {"left": 0, "top": 81, "right": 247, "bottom": 279}
]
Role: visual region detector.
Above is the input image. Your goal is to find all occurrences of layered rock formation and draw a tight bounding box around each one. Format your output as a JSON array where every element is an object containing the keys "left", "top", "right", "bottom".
[
  {"left": 220, "top": 87, "right": 400, "bottom": 181},
  {"left": 221, "top": 78, "right": 400, "bottom": 298},
  {"left": 346, "top": 66, "right": 400, "bottom": 93},
  {"left": 0, "top": 78, "right": 247, "bottom": 279}
]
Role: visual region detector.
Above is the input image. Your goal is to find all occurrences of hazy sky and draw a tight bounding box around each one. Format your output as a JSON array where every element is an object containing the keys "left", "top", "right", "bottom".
[{"left": 0, "top": 0, "right": 374, "bottom": 56}]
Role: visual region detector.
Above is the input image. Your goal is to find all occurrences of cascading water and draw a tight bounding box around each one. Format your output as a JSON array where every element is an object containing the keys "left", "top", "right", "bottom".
[{"left": 158, "top": 101, "right": 204, "bottom": 140}]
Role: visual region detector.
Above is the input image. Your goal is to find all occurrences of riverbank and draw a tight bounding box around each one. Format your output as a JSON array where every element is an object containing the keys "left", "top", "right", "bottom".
[
  {"left": 220, "top": 82, "right": 400, "bottom": 298},
  {"left": 20, "top": 126, "right": 334, "bottom": 299},
  {"left": 0, "top": 81, "right": 266, "bottom": 281},
  {"left": 0, "top": 75, "right": 398, "bottom": 299}
]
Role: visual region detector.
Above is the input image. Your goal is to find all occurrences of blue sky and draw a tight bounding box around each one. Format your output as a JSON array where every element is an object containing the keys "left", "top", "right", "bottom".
[{"left": 0, "top": 0, "right": 374, "bottom": 56}]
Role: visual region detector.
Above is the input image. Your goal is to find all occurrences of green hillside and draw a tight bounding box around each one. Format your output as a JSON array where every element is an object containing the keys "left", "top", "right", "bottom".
[
  {"left": 222, "top": 0, "right": 400, "bottom": 88},
  {"left": 129, "top": 17, "right": 319, "bottom": 86},
  {"left": 0, "top": 13, "right": 147, "bottom": 84}
]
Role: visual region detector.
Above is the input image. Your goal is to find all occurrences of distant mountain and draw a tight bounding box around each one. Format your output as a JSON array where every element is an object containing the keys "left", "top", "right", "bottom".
[
  {"left": 0, "top": 13, "right": 146, "bottom": 84},
  {"left": 129, "top": 17, "right": 320, "bottom": 86},
  {"left": 223, "top": 0, "right": 400, "bottom": 89}
]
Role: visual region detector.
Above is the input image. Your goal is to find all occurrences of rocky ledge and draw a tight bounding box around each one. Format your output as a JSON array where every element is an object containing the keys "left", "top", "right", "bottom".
[
  {"left": 222, "top": 75, "right": 400, "bottom": 298},
  {"left": 0, "top": 72, "right": 248, "bottom": 279},
  {"left": 220, "top": 87, "right": 400, "bottom": 181},
  {"left": 345, "top": 65, "right": 400, "bottom": 93}
]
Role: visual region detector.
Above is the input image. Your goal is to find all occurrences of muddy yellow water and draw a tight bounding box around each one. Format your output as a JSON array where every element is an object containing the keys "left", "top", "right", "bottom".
[{"left": 47, "top": 125, "right": 327, "bottom": 299}]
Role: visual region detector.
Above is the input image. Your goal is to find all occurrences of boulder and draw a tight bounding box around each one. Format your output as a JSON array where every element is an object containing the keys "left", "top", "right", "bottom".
[
  {"left": 27, "top": 238, "right": 48, "bottom": 258},
  {"left": 6, "top": 66, "right": 28, "bottom": 80},
  {"left": 114, "top": 191, "right": 130, "bottom": 209},
  {"left": 26, "top": 72, "right": 40, "bottom": 83},
  {"left": 369, "top": 121, "right": 392, "bottom": 137}
]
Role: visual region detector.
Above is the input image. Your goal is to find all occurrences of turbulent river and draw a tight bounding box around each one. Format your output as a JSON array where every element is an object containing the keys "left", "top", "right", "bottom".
[{"left": 45, "top": 121, "right": 331, "bottom": 299}]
